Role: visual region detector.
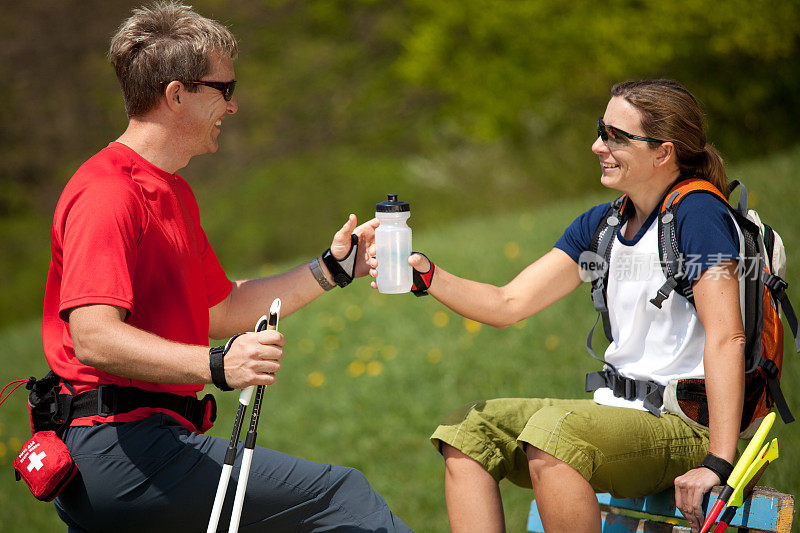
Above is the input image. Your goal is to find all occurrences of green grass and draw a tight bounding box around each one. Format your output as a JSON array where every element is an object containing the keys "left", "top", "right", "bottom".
[{"left": 2, "top": 147, "right": 800, "bottom": 532}]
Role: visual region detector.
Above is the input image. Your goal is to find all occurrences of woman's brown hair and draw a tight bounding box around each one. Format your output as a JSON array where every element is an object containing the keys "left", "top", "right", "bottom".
[{"left": 611, "top": 79, "right": 728, "bottom": 197}]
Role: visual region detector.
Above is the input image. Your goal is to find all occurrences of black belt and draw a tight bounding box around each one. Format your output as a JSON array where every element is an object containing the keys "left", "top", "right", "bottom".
[{"left": 53, "top": 385, "right": 217, "bottom": 432}]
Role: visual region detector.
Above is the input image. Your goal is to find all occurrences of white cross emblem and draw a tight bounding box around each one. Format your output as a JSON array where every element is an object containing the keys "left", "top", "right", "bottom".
[{"left": 27, "top": 451, "right": 47, "bottom": 472}]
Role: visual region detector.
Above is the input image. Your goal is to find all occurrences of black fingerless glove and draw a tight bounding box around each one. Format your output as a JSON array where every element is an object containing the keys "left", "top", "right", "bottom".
[{"left": 322, "top": 234, "right": 358, "bottom": 288}]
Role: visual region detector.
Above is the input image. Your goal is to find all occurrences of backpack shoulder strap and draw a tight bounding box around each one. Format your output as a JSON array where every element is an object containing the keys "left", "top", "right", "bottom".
[
  {"left": 650, "top": 177, "right": 729, "bottom": 309},
  {"left": 585, "top": 196, "right": 626, "bottom": 368},
  {"left": 588, "top": 196, "right": 627, "bottom": 340},
  {"left": 658, "top": 177, "right": 728, "bottom": 211}
]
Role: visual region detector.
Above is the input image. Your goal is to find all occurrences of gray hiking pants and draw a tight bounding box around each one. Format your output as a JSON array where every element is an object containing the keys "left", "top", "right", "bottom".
[{"left": 54, "top": 414, "right": 412, "bottom": 532}]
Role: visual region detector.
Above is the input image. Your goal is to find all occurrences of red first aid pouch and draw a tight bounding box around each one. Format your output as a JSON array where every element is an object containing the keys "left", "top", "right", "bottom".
[{"left": 14, "top": 431, "right": 78, "bottom": 501}]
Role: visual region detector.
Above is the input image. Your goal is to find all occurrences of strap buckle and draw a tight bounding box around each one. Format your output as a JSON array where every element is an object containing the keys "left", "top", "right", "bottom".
[
  {"left": 759, "top": 357, "right": 779, "bottom": 379},
  {"left": 649, "top": 289, "right": 670, "bottom": 309},
  {"left": 591, "top": 287, "right": 608, "bottom": 313},
  {"left": 612, "top": 375, "right": 636, "bottom": 401},
  {"left": 96, "top": 384, "right": 118, "bottom": 417},
  {"left": 650, "top": 276, "right": 680, "bottom": 309},
  {"left": 763, "top": 273, "right": 788, "bottom": 293}
]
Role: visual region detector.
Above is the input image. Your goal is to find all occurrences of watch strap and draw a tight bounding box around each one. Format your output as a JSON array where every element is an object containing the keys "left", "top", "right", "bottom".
[
  {"left": 309, "top": 257, "right": 335, "bottom": 291},
  {"left": 209, "top": 333, "right": 244, "bottom": 392},
  {"left": 699, "top": 452, "right": 734, "bottom": 482}
]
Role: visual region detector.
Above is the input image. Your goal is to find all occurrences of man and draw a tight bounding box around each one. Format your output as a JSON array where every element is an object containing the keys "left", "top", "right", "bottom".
[{"left": 42, "top": 2, "right": 412, "bottom": 531}]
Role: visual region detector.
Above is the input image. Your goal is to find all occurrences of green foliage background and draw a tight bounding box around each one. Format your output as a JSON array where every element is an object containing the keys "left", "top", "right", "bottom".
[
  {"left": 2, "top": 0, "right": 800, "bottom": 326},
  {"left": 1, "top": 0, "right": 799, "bottom": 530}
]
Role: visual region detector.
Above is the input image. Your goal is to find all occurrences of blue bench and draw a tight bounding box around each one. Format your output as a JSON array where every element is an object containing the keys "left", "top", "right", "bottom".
[{"left": 527, "top": 485, "right": 794, "bottom": 532}]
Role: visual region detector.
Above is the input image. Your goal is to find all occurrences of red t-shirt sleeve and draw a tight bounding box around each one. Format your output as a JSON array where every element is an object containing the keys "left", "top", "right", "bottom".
[
  {"left": 198, "top": 226, "right": 233, "bottom": 308},
  {"left": 58, "top": 178, "right": 143, "bottom": 321}
]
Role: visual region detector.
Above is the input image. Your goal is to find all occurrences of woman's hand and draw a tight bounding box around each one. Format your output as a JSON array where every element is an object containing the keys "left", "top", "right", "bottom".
[
  {"left": 674, "top": 467, "right": 721, "bottom": 532},
  {"left": 408, "top": 252, "right": 431, "bottom": 273},
  {"left": 368, "top": 252, "right": 430, "bottom": 290}
]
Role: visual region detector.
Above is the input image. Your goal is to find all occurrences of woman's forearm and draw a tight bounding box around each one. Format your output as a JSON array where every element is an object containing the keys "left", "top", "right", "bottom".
[{"left": 428, "top": 248, "right": 583, "bottom": 328}]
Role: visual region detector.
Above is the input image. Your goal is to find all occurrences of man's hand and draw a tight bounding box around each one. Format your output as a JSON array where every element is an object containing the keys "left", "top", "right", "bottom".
[
  {"left": 330, "top": 214, "right": 379, "bottom": 278},
  {"left": 222, "top": 330, "right": 285, "bottom": 389},
  {"left": 674, "top": 466, "right": 721, "bottom": 532}
]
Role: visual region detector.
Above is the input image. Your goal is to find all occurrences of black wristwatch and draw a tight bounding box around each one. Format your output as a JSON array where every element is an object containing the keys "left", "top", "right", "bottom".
[
  {"left": 699, "top": 452, "right": 734, "bottom": 482},
  {"left": 209, "top": 333, "right": 244, "bottom": 391}
]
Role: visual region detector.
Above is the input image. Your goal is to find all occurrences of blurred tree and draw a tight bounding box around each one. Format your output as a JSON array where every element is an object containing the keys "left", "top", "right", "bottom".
[
  {"left": 0, "top": 2, "right": 129, "bottom": 206},
  {"left": 0, "top": 2, "right": 131, "bottom": 325},
  {"left": 2, "top": 0, "right": 799, "bottom": 326},
  {"left": 397, "top": 0, "right": 800, "bottom": 158}
]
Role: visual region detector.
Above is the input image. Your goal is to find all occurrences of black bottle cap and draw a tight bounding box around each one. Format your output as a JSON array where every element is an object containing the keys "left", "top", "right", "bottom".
[{"left": 376, "top": 194, "right": 410, "bottom": 213}]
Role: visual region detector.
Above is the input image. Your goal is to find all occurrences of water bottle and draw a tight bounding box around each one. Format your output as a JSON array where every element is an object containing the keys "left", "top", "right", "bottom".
[{"left": 375, "top": 194, "right": 412, "bottom": 294}]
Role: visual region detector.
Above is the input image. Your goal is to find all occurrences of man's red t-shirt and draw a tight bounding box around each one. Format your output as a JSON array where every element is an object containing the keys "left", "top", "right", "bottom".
[{"left": 42, "top": 142, "right": 233, "bottom": 431}]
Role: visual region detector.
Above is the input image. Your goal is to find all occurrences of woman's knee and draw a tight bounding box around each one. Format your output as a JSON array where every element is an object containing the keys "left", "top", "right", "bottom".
[
  {"left": 526, "top": 445, "right": 557, "bottom": 475},
  {"left": 443, "top": 444, "right": 481, "bottom": 470},
  {"left": 525, "top": 445, "right": 580, "bottom": 481},
  {"left": 442, "top": 443, "right": 469, "bottom": 461},
  {"left": 443, "top": 444, "right": 496, "bottom": 486}
]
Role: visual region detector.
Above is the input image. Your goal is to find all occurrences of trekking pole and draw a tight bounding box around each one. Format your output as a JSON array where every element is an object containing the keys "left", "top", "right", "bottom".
[
  {"left": 699, "top": 412, "right": 776, "bottom": 533},
  {"left": 711, "top": 438, "right": 778, "bottom": 533},
  {"left": 228, "top": 297, "right": 281, "bottom": 533},
  {"left": 207, "top": 302, "right": 276, "bottom": 533}
]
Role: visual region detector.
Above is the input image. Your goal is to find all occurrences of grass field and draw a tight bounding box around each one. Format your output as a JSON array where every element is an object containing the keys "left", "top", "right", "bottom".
[{"left": 1, "top": 147, "right": 799, "bottom": 532}]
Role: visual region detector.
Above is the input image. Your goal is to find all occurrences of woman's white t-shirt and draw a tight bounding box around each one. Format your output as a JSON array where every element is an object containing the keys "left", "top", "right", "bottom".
[{"left": 554, "top": 190, "right": 744, "bottom": 411}]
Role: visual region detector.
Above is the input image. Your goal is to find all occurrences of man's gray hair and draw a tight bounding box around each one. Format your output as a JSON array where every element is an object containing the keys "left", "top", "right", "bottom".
[{"left": 109, "top": 1, "right": 238, "bottom": 117}]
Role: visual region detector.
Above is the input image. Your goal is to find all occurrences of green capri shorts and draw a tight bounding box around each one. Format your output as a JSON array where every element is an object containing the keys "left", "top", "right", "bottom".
[{"left": 430, "top": 398, "right": 709, "bottom": 498}]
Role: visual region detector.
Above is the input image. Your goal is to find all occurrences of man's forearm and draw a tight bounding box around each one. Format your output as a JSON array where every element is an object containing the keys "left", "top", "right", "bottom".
[
  {"left": 70, "top": 305, "right": 212, "bottom": 384},
  {"left": 210, "top": 257, "right": 334, "bottom": 338}
]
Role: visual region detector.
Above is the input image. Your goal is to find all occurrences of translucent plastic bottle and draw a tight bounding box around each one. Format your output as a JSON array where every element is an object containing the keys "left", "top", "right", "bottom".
[{"left": 375, "top": 194, "right": 412, "bottom": 294}]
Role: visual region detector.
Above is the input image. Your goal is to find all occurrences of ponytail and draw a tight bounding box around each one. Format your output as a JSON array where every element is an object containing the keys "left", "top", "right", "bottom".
[
  {"left": 612, "top": 79, "right": 730, "bottom": 198},
  {"left": 698, "top": 144, "right": 728, "bottom": 199}
]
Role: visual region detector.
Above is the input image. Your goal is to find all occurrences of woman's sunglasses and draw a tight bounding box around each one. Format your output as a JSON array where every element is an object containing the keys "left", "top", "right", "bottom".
[{"left": 597, "top": 118, "right": 664, "bottom": 147}]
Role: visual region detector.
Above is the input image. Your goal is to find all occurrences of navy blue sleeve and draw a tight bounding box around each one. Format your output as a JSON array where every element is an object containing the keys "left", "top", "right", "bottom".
[
  {"left": 674, "top": 192, "right": 740, "bottom": 282},
  {"left": 554, "top": 202, "right": 612, "bottom": 262}
]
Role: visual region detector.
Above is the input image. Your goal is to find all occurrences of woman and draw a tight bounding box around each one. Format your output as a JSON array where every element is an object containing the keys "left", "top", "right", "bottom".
[{"left": 373, "top": 79, "right": 745, "bottom": 533}]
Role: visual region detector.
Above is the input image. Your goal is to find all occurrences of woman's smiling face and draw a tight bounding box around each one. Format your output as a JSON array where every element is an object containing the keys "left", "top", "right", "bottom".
[{"left": 591, "top": 96, "right": 662, "bottom": 195}]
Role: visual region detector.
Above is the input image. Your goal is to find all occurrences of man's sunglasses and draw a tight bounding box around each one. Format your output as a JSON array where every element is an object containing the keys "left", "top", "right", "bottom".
[
  {"left": 166, "top": 80, "right": 237, "bottom": 101},
  {"left": 597, "top": 118, "right": 664, "bottom": 147}
]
